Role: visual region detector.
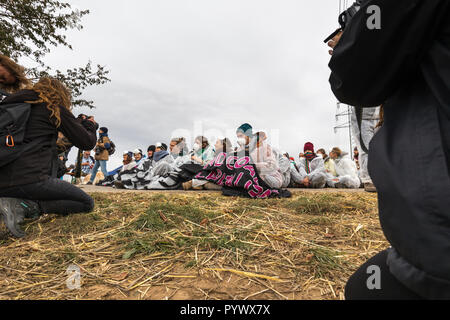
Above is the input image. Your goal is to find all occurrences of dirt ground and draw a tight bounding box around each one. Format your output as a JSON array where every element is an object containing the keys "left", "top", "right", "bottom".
[{"left": 0, "top": 188, "right": 387, "bottom": 300}]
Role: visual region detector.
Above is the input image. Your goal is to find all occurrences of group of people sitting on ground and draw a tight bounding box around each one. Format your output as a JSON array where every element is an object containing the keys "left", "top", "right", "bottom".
[
  {"left": 289, "top": 145, "right": 361, "bottom": 189},
  {"left": 96, "top": 135, "right": 232, "bottom": 191},
  {"left": 75, "top": 122, "right": 364, "bottom": 193}
]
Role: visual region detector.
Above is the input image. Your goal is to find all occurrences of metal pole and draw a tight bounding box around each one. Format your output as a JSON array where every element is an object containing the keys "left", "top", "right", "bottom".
[{"left": 348, "top": 105, "right": 353, "bottom": 159}]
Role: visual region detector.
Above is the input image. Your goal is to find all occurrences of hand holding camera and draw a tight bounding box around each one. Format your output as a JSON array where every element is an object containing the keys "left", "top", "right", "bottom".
[
  {"left": 87, "top": 115, "right": 97, "bottom": 125},
  {"left": 78, "top": 114, "right": 98, "bottom": 129},
  {"left": 327, "top": 31, "right": 343, "bottom": 55},
  {"left": 324, "top": 0, "right": 364, "bottom": 54}
]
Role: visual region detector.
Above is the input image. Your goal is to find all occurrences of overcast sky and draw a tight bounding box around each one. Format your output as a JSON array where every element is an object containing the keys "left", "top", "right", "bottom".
[{"left": 41, "top": 0, "right": 352, "bottom": 169}]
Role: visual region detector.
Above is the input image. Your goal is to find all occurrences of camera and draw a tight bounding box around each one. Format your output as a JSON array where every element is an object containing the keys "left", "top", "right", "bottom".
[
  {"left": 77, "top": 113, "right": 95, "bottom": 122},
  {"left": 324, "top": 0, "right": 364, "bottom": 43},
  {"left": 77, "top": 114, "right": 99, "bottom": 130},
  {"left": 77, "top": 113, "right": 89, "bottom": 120}
]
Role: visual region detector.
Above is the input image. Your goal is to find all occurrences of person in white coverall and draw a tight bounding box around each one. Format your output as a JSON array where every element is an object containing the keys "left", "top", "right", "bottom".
[
  {"left": 250, "top": 132, "right": 283, "bottom": 189},
  {"left": 278, "top": 152, "right": 291, "bottom": 188},
  {"left": 351, "top": 106, "right": 381, "bottom": 192},
  {"left": 272, "top": 149, "right": 291, "bottom": 189},
  {"left": 328, "top": 147, "right": 361, "bottom": 189},
  {"left": 290, "top": 142, "right": 327, "bottom": 188}
]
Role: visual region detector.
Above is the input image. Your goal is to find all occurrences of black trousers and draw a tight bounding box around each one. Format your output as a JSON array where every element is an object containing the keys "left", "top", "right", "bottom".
[
  {"left": 345, "top": 250, "right": 424, "bottom": 300},
  {"left": 0, "top": 178, "right": 94, "bottom": 215}
]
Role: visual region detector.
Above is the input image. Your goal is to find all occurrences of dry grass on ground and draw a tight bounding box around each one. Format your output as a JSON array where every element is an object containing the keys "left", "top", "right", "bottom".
[{"left": 0, "top": 191, "right": 388, "bottom": 300}]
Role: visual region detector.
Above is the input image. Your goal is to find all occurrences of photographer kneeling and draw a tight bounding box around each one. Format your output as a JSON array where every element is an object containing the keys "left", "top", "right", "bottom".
[
  {"left": 0, "top": 77, "right": 97, "bottom": 237},
  {"left": 329, "top": 0, "right": 450, "bottom": 299}
]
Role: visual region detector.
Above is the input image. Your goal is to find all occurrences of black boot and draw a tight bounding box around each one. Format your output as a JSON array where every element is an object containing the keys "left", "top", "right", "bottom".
[
  {"left": 0, "top": 198, "right": 40, "bottom": 238},
  {"left": 97, "top": 175, "right": 113, "bottom": 186}
]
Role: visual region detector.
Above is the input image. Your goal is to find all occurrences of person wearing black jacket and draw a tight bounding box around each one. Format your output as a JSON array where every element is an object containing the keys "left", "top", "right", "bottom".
[
  {"left": 0, "top": 77, "right": 97, "bottom": 238},
  {"left": 329, "top": 0, "right": 450, "bottom": 299}
]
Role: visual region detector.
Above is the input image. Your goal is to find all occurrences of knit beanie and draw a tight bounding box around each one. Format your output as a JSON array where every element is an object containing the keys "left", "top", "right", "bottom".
[
  {"left": 304, "top": 142, "right": 314, "bottom": 153},
  {"left": 236, "top": 123, "right": 253, "bottom": 137}
]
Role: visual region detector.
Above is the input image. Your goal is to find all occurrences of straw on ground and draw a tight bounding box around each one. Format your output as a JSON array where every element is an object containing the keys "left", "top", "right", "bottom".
[{"left": 0, "top": 190, "right": 388, "bottom": 300}]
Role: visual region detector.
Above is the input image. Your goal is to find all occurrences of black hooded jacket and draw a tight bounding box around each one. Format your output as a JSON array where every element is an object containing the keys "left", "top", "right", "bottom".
[
  {"left": 329, "top": 0, "right": 450, "bottom": 299},
  {"left": 0, "top": 90, "right": 97, "bottom": 188}
]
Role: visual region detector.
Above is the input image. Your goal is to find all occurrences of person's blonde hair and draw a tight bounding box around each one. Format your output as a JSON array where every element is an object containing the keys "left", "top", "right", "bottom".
[
  {"left": 331, "top": 147, "right": 342, "bottom": 157},
  {"left": 26, "top": 77, "right": 72, "bottom": 127},
  {"left": 0, "top": 54, "right": 31, "bottom": 92}
]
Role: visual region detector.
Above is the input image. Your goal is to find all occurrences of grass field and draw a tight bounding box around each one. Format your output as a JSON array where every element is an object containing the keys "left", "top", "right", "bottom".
[{"left": 0, "top": 190, "right": 388, "bottom": 300}]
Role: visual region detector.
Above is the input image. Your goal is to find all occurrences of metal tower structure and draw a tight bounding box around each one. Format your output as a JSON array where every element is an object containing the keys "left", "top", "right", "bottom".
[{"left": 332, "top": 0, "right": 354, "bottom": 159}]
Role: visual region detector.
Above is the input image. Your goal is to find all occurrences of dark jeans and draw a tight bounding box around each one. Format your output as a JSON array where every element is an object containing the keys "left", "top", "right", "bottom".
[
  {"left": 345, "top": 250, "right": 424, "bottom": 300},
  {"left": 0, "top": 178, "right": 94, "bottom": 215}
]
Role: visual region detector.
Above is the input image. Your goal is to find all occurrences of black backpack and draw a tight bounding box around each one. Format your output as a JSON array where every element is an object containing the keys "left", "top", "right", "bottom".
[
  {"left": 0, "top": 89, "right": 33, "bottom": 167},
  {"left": 107, "top": 140, "right": 116, "bottom": 155}
]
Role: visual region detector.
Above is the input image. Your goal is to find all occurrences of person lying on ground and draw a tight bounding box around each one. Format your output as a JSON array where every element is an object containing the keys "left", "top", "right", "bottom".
[{"left": 0, "top": 77, "right": 97, "bottom": 238}]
